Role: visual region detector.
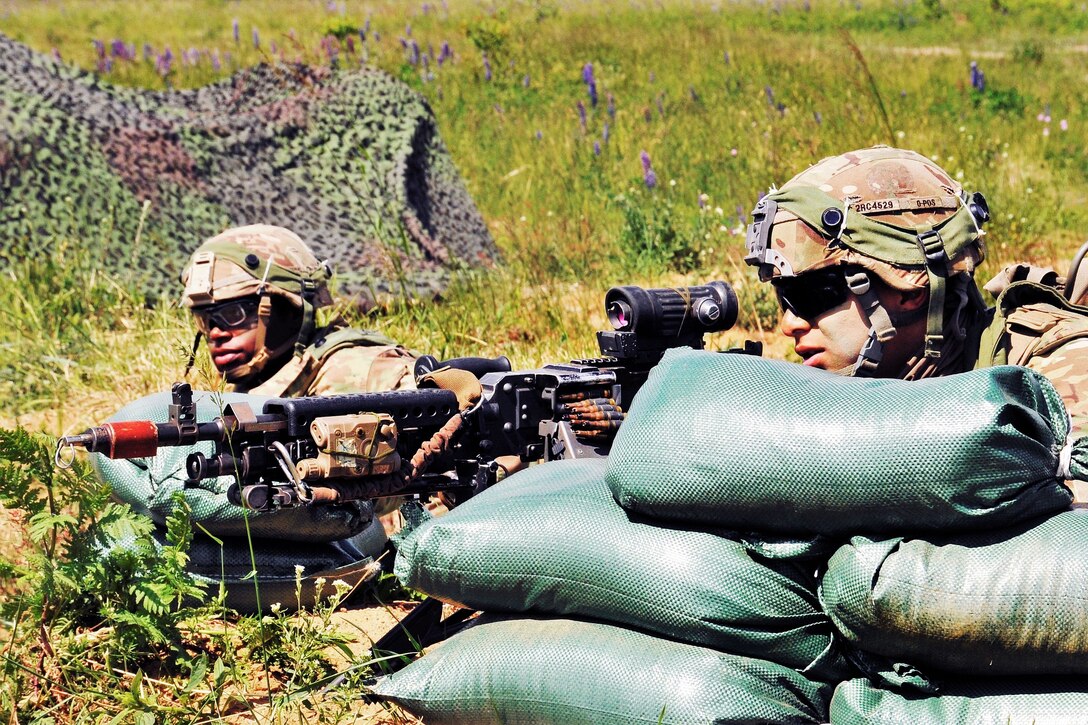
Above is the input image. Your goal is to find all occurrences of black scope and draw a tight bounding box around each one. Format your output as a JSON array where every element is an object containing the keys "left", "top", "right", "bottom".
[
  {"left": 597, "top": 281, "right": 738, "bottom": 362},
  {"left": 605, "top": 281, "right": 738, "bottom": 338}
]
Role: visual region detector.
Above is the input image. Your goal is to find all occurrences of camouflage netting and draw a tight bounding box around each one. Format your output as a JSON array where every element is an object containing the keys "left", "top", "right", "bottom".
[{"left": 0, "top": 34, "right": 498, "bottom": 303}]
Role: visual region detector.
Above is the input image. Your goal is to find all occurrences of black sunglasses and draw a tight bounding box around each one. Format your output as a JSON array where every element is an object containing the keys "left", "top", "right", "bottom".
[
  {"left": 191, "top": 298, "right": 260, "bottom": 334},
  {"left": 771, "top": 266, "right": 854, "bottom": 320}
]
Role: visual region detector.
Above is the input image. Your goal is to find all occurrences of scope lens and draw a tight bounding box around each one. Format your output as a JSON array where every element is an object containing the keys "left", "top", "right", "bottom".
[{"left": 607, "top": 300, "right": 634, "bottom": 331}]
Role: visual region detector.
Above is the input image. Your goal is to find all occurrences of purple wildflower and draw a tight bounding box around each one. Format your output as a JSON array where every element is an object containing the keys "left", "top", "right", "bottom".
[
  {"left": 410, "top": 39, "right": 420, "bottom": 65},
  {"left": 232, "top": 19, "right": 239, "bottom": 44},
  {"left": 969, "top": 61, "right": 985, "bottom": 92},
  {"left": 483, "top": 52, "right": 492, "bottom": 81},
  {"left": 656, "top": 93, "right": 665, "bottom": 118},
  {"left": 143, "top": 43, "right": 153, "bottom": 60},
  {"left": 406, "top": 22, "right": 412, "bottom": 37},
  {"left": 577, "top": 100, "right": 587, "bottom": 131},
  {"left": 607, "top": 93, "right": 615, "bottom": 120},
  {"left": 252, "top": 27, "right": 260, "bottom": 49},
  {"left": 211, "top": 50, "right": 221, "bottom": 71},
  {"left": 156, "top": 47, "right": 173, "bottom": 77},
  {"left": 814, "top": 111, "right": 822, "bottom": 125},
  {"left": 602, "top": 122, "right": 610, "bottom": 143},
  {"left": 494, "top": 104, "right": 504, "bottom": 115},
  {"left": 110, "top": 39, "right": 126, "bottom": 58},
  {"left": 523, "top": 74, "right": 530, "bottom": 88},
  {"left": 594, "top": 141, "right": 601, "bottom": 156},
  {"left": 764, "top": 85, "right": 775, "bottom": 106},
  {"left": 438, "top": 41, "right": 452, "bottom": 64},
  {"left": 723, "top": 50, "right": 730, "bottom": 64},
  {"left": 640, "top": 151, "right": 658, "bottom": 189},
  {"left": 92, "top": 39, "right": 105, "bottom": 58},
  {"left": 535, "top": 130, "right": 543, "bottom": 141},
  {"left": 582, "top": 62, "right": 594, "bottom": 85},
  {"left": 582, "top": 63, "right": 599, "bottom": 106}
]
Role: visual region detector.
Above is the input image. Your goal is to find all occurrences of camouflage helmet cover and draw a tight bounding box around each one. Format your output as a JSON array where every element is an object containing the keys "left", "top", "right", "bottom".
[
  {"left": 181, "top": 224, "right": 334, "bottom": 309},
  {"left": 746, "top": 146, "right": 986, "bottom": 291}
]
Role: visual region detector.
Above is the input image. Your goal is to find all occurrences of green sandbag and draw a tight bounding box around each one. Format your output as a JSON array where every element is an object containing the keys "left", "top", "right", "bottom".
[
  {"left": 92, "top": 390, "right": 376, "bottom": 542},
  {"left": 370, "top": 616, "right": 832, "bottom": 725},
  {"left": 607, "top": 349, "right": 1082, "bottom": 535},
  {"left": 395, "top": 458, "right": 847, "bottom": 680},
  {"left": 820, "top": 510, "right": 1088, "bottom": 681},
  {"left": 830, "top": 676, "right": 1088, "bottom": 724}
]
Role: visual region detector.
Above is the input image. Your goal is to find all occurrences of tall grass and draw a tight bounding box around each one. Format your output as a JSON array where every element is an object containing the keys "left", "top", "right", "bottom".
[{"left": 1, "top": 0, "right": 1087, "bottom": 719}]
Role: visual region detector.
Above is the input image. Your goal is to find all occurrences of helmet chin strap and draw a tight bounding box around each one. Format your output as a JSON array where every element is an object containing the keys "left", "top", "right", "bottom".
[{"left": 839, "top": 271, "right": 899, "bottom": 378}]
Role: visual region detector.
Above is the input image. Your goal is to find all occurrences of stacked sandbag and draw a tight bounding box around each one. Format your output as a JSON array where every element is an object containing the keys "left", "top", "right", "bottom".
[
  {"left": 821, "top": 510, "right": 1088, "bottom": 679},
  {"left": 92, "top": 389, "right": 386, "bottom": 612},
  {"left": 388, "top": 458, "right": 841, "bottom": 721},
  {"left": 606, "top": 349, "right": 1081, "bottom": 535},
  {"left": 396, "top": 458, "right": 847, "bottom": 680},
  {"left": 372, "top": 616, "right": 833, "bottom": 725},
  {"left": 603, "top": 349, "right": 1088, "bottom": 720},
  {"left": 830, "top": 676, "right": 1088, "bottom": 724},
  {"left": 388, "top": 349, "right": 1087, "bottom": 721},
  {"left": 818, "top": 511, "right": 1088, "bottom": 716}
]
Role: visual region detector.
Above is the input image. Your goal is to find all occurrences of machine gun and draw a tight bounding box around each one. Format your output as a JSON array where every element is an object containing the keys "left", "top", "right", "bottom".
[{"left": 57, "top": 281, "right": 754, "bottom": 510}]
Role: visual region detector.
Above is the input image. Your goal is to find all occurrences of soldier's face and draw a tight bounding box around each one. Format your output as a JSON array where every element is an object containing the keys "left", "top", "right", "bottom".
[
  {"left": 192, "top": 299, "right": 261, "bottom": 374},
  {"left": 777, "top": 276, "right": 926, "bottom": 376},
  {"left": 206, "top": 324, "right": 259, "bottom": 373}
]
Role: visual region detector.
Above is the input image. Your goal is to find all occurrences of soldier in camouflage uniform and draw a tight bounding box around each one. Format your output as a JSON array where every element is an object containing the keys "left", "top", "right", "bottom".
[
  {"left": 181, "top": 224, "right": 416, "bottom": 396},
  {"left": 743, "top": 146, "right": 1088, "bottom": 467},
  {"left": 181, "top": 224, "right": 422, "bottom": 532}
]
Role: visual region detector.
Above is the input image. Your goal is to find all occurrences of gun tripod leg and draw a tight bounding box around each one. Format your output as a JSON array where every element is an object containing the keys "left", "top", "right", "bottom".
[{"left": 368, "top": 597, "right": 477, "bottom": 673}]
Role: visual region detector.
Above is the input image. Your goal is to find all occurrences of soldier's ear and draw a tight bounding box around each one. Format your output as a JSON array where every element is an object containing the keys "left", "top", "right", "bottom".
[{"left": 898, "top": 288, "right": 928, "bottom": 312}]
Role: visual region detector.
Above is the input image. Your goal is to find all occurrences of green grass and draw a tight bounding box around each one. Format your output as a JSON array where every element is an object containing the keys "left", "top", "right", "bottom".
[{"left": 1, "top": 0, "right": 1088, "bottom": 720}]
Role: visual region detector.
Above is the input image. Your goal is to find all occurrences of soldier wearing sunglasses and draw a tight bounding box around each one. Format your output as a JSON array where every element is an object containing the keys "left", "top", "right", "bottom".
[
  {"left": 745, "top": 146, "right": 1088, "bottom": 440},
  {"left": 181, "top": 224, "right": 416, "bottom": 396}
]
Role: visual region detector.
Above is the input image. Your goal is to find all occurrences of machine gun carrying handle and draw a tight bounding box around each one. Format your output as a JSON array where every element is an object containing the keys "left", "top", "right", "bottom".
[{"left": 414, "top": 354, "right": 513, "bottom": 380}]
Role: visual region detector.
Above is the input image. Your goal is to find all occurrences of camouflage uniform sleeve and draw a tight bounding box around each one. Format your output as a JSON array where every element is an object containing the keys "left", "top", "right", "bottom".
[
  {"left": 306, "top": 344, "right": 417, "bottom": 396},
  {"left": 1026, "top": 337, "right": 1088, "bottom": 441}
]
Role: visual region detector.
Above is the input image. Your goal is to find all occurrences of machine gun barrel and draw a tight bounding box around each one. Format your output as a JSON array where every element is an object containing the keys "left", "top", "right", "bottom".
[{"left": 55, "top": 280, "right": 753, "bottom": 511}]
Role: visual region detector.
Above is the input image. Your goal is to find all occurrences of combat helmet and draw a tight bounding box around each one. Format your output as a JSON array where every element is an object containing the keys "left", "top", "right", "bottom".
[
  {"left": 181, "top": 224, "right": 333, "bottom": 384},
  {"left": 744, "top": 146, "right": 990, "bottom": 377}
]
